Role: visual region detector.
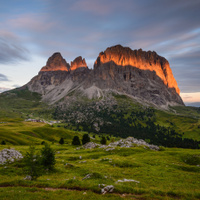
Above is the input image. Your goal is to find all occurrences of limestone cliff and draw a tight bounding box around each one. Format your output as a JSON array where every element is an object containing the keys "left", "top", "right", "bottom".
[
  {"left": 27, "top": 45, "right": 184, "bottom": 106},
  {"left": 40, "top": 52, "right": 70, "bottom": 72},
  {"left": 94, "top": 45, "right": 180, "bottom": 94},
  {"left": 70, "top": 56, "right": 87, "bottom": 71}
]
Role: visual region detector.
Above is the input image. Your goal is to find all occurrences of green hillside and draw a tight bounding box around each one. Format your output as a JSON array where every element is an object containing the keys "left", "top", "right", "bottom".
[
  {"left": 0, "top": 88, "right": 200, "bottom": 147},
  {"left": 0, "top": 89, "right": 200, "bottom": 199}
]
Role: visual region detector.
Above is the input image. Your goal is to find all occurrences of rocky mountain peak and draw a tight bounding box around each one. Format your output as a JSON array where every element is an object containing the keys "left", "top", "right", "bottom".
[
  {"left": 94, "top": 45, "right": 180, "bottom": 94},
  {"left": 70, "top": 56, "right": 87, "bottom": 71},
  {"left": 27, "top": 45, "right": 184, "bottom": 106},
  {"left": 40, "top": 52, "right": 70, "bottom": 72}
]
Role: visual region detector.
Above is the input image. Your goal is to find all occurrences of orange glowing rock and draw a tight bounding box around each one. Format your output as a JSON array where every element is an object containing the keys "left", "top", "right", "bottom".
[
  {"left": 40, "top": 52, "right": 70, "bottom": 72},
  {"left": 70, "top": 56, "right": 87, "bottom": 71},
  {"left": 94, "top": 45, "right": 180, "bottom": 94}
]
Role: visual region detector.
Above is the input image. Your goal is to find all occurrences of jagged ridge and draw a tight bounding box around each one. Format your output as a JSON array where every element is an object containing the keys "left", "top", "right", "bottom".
[{"left": 27, "top": 45, "right": 184, "bottom": 107}]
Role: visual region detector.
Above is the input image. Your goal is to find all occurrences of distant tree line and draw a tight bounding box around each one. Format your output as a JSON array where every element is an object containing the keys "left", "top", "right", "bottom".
[{"left": 53, "top": 105, "right": 200, "bottom": 149}]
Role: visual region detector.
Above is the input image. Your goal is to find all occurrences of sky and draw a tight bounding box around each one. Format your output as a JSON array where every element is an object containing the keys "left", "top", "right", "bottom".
[{"left": 0, "top": 0, "right": 200, "bottom": 104}]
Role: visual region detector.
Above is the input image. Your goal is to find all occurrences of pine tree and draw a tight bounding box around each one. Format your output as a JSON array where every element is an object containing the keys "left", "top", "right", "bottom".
[
  {"left": 100, "top": 136, "right": 107, "bottom": 145},
  {"left": 23, "top": 146, "right": 42, "bottom": 180},
  {"left": 82, "top": 134, "right": 90, "bottom": 145},
  {"left": 40, "top": 143, "right": 56, "bottom": 170},
  {"left": 59, "top": 137, "right": 64, "bottom": 145},
  {"left": 72, "top": 136, "right": 81, "bottom": 145},
  {"left": 1, "top": 140, "right": 6, "bottom": 145}
]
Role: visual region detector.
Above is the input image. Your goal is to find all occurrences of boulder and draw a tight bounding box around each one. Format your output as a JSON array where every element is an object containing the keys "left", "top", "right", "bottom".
[{"left": 0, "top": 148, "right": 23, "bottom": 165}]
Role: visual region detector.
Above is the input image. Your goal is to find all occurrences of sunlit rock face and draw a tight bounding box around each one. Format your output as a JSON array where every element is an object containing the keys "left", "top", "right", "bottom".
[
  {"left": 70, "top": 56, "right": 87, "bottom": 71},
  {"left": 94, "top": 45, "right": 180, "bottom": 94},
  {"left": 27, "top": 45, "right": 184, "bottom": 106},
  {"left": 40, "top": 52, "right": 70, "bottom": 72}
]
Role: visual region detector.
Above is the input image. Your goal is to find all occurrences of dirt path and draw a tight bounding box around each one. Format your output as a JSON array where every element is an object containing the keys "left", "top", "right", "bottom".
[{"left": 0, "top": 185, "right": 140, "bottom": 199}]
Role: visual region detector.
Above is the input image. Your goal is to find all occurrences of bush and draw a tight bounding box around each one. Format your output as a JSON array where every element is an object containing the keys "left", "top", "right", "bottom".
[
  {"left": 1, "top": 140, "right": 6, "bottom": 145},
  {"left": 100, "top": 136, "right": 107, "bottom": 145},
  {"left": 41, "top": 141, "right": 45, "bottom": 145},
  {"left": 40, "top": 143, "right": 56, "bottom": 170},
  {"left": 82, "top": 134, "right": 90, "bottom": 145},
  {"left": 72, "top": 136, "right": 81, "bottom": 145},
  {"left": 59, "top": 137, "right": 64, "bottom": 145},
  {"left": 23, "top": 146, "right": 43, "bottom": 180}
]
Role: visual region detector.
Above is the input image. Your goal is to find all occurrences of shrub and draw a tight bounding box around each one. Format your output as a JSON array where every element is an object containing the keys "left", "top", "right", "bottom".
[
  {"left": 107, "top": 136, "right": 110, "bottom": 140},
  {"left": 59, "top": 137, "right": 64, "bottom": 145},
  {"left": 40, "top": 143, "right": 56, "bottom": 170},
  {"left": 23, "top": 146, "right": 43, "bottom": 180},
  {"left": 100, "top": 136, "right": 107, "bottom": 145},
  {"left": 72, "top": 136, "right": 81, "bottom": 145},
  {"left": 82, "top": 134, "right": 90, "bottom": 145},
  {"left": 1, "top": 140, "right": 6, "bottom": 145},
  {"left": 41, "top": 141, "right": 45, "bottom": 145}
]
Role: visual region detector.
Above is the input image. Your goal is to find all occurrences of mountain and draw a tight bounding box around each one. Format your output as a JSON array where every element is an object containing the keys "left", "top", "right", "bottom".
[
  {"left": 2, "top": 45, "right": 200, "bottom": 149},
  {"left": 186, "top": 102, "right": 200, "bottom": 107},
  {"left": 27, "top": 45, "right": 183, "bottom": 107}
]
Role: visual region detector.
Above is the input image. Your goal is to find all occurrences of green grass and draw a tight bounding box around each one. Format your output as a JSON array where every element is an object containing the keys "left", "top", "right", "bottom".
[
  {"left": 0, "top": 144, "right": 200, "bottom": 199},
  {"left": 155, "top": 108, "right": 200, "bottom": 141},
  {"left": 0, "top": 88, "right": 53, "bottom": 120},
  {"left": 0, "top": 120, "right": 88, "bottom": 145}
]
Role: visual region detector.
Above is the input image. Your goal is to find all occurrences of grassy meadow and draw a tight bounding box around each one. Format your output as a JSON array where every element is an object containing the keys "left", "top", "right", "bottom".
[
  {"left": 0, "top": 119, "right": 200, "bottom": 200},
  {"left": 0, "top": 89, "right": 200, "bottom": 199}
]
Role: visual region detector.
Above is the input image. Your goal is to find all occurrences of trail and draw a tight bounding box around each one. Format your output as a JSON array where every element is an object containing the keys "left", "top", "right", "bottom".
[{"left": 0, "top": 185, "right": 141, "bottom": 199}]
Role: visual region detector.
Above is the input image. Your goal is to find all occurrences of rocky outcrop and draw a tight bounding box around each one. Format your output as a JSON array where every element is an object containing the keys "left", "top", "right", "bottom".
[
  {"left": 0, "top": 148, "right": 23, "bottom": 165},
  {"left": 91, "top": 45, "right": 183, "bottom": 106},
  {"left": 79, "top": 137, "right": 160, "bottom": 150},
  {"left": 26, "top": 45, "right": 184, "bottom": 107},
  {"left": 40, "top": 52, "right": 70, "bottom": 72},
  {"left": 70, "top": 56, "right": 87, "bottom": 71},
  {"left": 94, "top": 45, "right": 180, "bottom": 94}
]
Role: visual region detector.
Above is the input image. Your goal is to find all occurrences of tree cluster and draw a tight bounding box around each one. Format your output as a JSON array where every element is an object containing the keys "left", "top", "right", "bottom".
[{"left": 23, "top": 144, "right": 56, "bottom": 180}]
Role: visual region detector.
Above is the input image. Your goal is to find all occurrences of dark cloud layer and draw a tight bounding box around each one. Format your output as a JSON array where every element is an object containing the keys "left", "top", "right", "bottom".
[
  {"left": 0, "top": 0, "right": 200, "bottom": 93},
  {"left": 0, "top": 73, "right": 9, "bottom": 82},
  {"left": 0, "top": 32, "right": 29, "bottom": 64}
]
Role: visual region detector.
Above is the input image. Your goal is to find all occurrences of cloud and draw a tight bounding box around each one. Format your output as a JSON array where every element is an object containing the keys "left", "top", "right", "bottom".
[
  {"left": 180, "top": 92, "right": 200, "bottom": 103},
  {"left": 0, "top": 73, "right": 9, "bottom": 81},
  {"left": 0, "top": 31, "right": 30, "bottom": 64},
  {"left": 0, "top": 0, "right": 200, "bottom": 93},
  {"left": 70, "top": 0, "right": 113, "bottom": 16},
  {"left": 0, "top": 87, "right": 11, "bottom": 93}
]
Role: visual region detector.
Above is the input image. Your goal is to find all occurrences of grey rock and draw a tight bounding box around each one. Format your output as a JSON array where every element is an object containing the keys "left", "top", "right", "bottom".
[
  {"left": 0, "top": 149, "right": 23, "bottom": 165},
  {"left": 116, "top": 178, "right": 140, "bottom": 183},
  {"left": 108, "top": 137, "right": 159, "bottom": 150},
  {"left": 82, "top": 142, "right": 100, "bottom": 149},
  {"left": 24, "top": 175, "right": 32, "bottom": 180},
  {"left": 82, "top": 174, "right": 92, "bottom": 180},
  {"left": 101, "top": 185, "right": 114, "bottom": 194}
]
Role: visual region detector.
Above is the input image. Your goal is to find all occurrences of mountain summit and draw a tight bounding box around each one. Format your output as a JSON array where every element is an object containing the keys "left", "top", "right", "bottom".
[
  {"left": 27, "top": 45, "right": 184, "bottom": 107},
  {"left": 94, "top": 45, "right": 180, "bottom": 94}
]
